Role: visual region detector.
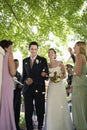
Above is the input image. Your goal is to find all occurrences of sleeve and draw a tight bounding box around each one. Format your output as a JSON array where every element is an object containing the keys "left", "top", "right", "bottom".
[
  {"left": 42, "top": 58, "right": 49, "bottom": 80},
  {"left": 71, "top": 54, "right": 75, "bottom": 63}
]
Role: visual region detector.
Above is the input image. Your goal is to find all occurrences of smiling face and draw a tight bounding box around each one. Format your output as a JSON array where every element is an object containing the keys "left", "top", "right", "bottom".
[
  {"left": 29, "top": 45, "right": 38, "bottom": 57},
  {"left": 48, "top": 49, "right": 56, "bottom": 60},
  {"left": 73, "top": 41, "right": 86, "bottom": 56}
]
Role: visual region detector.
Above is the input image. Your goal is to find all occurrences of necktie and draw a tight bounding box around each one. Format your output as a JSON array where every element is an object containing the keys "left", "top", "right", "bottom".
[{"left": 31, "top": 57, "right": 35, "bottom": 68}]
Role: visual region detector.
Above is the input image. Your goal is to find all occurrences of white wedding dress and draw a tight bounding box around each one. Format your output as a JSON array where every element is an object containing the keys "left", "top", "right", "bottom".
[{"left": 46, "top": 66, "right": 73, "bottom": 130}]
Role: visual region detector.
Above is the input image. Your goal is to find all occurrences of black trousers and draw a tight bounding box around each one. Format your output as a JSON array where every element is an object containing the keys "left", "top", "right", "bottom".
[
  {"left": 24, "top": 92, "right": 45, "bottom": 130},
  {"left": 14, "top": 91, "right": 21, "bottom": 130}
]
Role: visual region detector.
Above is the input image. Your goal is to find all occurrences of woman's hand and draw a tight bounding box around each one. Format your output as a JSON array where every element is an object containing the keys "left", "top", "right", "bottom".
[{"left": 41, "top": 71, "right": 47, "bottom": 77}]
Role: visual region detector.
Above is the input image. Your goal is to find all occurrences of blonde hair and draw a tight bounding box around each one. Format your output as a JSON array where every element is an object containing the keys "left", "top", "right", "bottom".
[{"left": 76, "top": 41, "right": 87, "bottom": 58}]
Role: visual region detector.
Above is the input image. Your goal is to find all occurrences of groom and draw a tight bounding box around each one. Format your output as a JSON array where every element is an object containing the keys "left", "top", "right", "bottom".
[{"left": 22, "top": 41, "right": 49, "bottom": 130}]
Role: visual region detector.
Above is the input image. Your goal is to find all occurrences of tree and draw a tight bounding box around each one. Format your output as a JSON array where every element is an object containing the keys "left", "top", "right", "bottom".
[{"left": 0, "top": 0, "right": 87, "bottom": 59}]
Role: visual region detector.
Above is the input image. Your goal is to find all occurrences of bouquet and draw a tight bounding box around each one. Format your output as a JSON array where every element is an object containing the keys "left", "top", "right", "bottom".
[{"left": 49, "top": 71, "right": 62, "bottom": 83}]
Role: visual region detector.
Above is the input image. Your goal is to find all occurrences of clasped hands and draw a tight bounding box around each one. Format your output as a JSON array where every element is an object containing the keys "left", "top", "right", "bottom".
[
  {"left": 25, "top": 78, "right": 33, "bottom": 85},
  {"left": 25, "top": 72, "right": 48, "bottom": 86}
]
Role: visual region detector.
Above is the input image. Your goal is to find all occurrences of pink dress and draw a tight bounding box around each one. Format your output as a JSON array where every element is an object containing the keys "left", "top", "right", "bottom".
[{"left": 0, "top": 52, "right": 16, "bottom": 130}]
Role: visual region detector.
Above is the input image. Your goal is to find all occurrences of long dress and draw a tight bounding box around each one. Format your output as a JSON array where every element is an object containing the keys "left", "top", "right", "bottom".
[
  {"left": 72, "top": 64, "right": 87, "bottom": 130},
  {"left": 0, "top": 52, "right": 16, "bottom": 130},
  {"left": 46, "top": 66, "right": 73, "bottom": 130}
]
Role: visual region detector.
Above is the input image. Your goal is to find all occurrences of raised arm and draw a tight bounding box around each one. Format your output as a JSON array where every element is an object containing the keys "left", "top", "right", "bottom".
[
  {"left": 60, "top": 62, "right": 66, "bottom": 79},
  {"left": 8, "top": 52, "right": 16, "bottom": 77}
]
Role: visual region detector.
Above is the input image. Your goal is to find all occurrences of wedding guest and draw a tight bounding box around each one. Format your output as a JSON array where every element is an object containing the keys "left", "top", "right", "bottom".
[
  {"left": 66, "top": 64, "right": 73, "bottom": 96},
  {"left": 0, "top": 40, "right": 16, "bottom": 130},
  {"left": 66, "top": 64, "right": 73, "bottom": 113},
  {"left": 72, "top": 41, "right": 87, "bottom": 130},
  {"left": 0, "top": 46, "right": 5, "bottom": 104},
  {"left": 46, "top": 48, "right": 73, "bottom": 130},
  {"left": 68, "top": 47, "right": 75, "bottom": 63},
  {"left": 14, "top": 59, "right": 22, "bottom": 130},
  {"left": 22, "top": 41, "right": 49, "bottom": 130}
]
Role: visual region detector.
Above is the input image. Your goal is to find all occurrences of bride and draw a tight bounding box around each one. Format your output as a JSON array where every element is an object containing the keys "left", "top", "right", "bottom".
[{"left": 46, "top": 48, "right": 73, "bottom": 130}]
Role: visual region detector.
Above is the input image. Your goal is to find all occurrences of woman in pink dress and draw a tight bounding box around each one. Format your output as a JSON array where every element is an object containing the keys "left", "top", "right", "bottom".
[{"left": 0, "top": 40, "right": 16, "bottom": 130}]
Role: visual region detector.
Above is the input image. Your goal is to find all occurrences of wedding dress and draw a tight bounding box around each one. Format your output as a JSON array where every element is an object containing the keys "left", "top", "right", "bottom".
[{"left": 46, "top": 66, "right": 73, "bottom": 130}]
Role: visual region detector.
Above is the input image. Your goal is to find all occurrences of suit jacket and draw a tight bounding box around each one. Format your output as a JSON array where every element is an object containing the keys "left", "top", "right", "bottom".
[
  {"left": 14, "top": 71, "right": 22, "bottom": 91},
  {"left": 22, "top": 55, "right": 49, "bottom": 95}
]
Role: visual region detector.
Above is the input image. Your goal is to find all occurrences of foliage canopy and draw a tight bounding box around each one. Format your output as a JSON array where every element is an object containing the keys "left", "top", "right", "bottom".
[{"left": 0, "top": 0, "right": 87, "bottom": 59}]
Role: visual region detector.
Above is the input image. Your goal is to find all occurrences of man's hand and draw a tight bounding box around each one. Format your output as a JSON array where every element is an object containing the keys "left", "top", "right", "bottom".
[
  {"left": 18, "top": 84, "right": 22, "bottom": 88},
  {"left": 25, "top": 78, "right": 33, "bottom": 85}
]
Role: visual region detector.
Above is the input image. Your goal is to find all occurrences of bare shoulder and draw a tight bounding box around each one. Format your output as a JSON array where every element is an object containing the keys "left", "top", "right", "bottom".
[
  {"left": 77, "top": 54, "right": 86, "bottom": 61},
  {"left": 77, "top": 54, "right": 83, "bottom": 58}
]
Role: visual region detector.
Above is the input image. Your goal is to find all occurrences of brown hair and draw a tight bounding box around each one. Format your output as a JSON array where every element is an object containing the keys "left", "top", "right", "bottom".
[
  {"left": 0, "top": 40, "right": 13, "bottom": 50},
  {"left": 48, "top": 48, "right": 57, "bottom": 59},
  {"left": 29, "top": 41, "right": 38, "bottom": 49},
  {"left": 76, "top": 41, "right": 86, "bottom": 58}
]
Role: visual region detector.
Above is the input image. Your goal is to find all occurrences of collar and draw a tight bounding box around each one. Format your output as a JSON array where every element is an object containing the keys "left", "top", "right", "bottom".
[{"left": 30, "top": 55, "right": 37, "bottom": 60}]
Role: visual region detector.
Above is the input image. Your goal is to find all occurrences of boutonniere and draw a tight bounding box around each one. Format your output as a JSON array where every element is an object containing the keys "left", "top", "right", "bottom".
[{"left": 35, "top": 59, "right": 39, "bottom": 64}]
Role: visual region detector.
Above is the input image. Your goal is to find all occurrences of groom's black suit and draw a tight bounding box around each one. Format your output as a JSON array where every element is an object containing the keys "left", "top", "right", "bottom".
[{"left": 22, "top": 55, "right": 48, "bottom": 130}]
